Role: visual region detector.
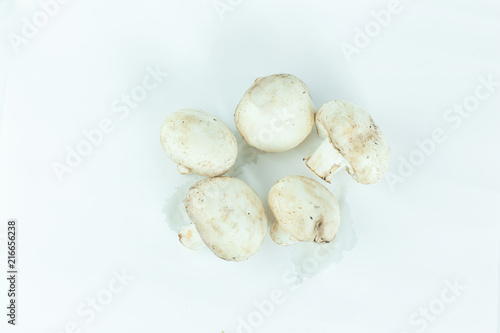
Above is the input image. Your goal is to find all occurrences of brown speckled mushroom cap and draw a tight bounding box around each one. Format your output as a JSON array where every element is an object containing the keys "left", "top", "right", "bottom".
[
  {"left": 234, "top": 74, "right": 315, "bottom": 153},
  {"left": 268, "top": 175, "right": 340, "bottom": 246},
  {"left": 160, "top": 109, "right": 237, "bottom": 177},
  {"left": 181, "top": 177, "right": 267, "bottom": 261}
]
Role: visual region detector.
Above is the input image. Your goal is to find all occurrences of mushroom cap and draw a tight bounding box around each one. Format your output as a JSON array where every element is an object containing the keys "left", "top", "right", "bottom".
[
  {"left": 184, "top": 177, "right": 267, "bottom": 261},
  {"left": 234, "top": 74, "right": 315, "bottom": 152},
  {"left": 160, "top": 109, "right": 237, "bottom": 177},
  {"left": 316, "top": 101, "right": 390, "bottom": 184},
  {"left": 268, "top": 175, "right": 340, "bottom": 244}
]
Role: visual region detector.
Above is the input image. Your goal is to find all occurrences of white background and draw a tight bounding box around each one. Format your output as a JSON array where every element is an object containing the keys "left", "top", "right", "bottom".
[{"left": 1, "top": 0, "right": 499, "bottom": 332}]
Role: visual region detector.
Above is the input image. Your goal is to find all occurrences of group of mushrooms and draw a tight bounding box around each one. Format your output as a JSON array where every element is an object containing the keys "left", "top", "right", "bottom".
[{"left": 161, "top": 74, "right": 390, "bottom": 261}]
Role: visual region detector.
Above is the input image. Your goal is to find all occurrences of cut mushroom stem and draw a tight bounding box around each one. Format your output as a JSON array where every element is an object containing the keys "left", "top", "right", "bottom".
[
  {"left": 177, "top": 165, "right": 191, "bottom": 175},
  {"left": 178, "top": 224, "right": 205, "bottom": 250},
  {"left": 270, "top": 221, "right": 297, "bottom": 246},
  {"left": 304, "top": 139, "right": 348, "bottom": 183}
]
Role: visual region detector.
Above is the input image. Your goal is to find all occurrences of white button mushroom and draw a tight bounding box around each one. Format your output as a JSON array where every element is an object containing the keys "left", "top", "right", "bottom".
[
  {"left": 268, "top": 175, "right": 340, "bottom": 246},
  {"left": 234, "top": 74, "right": 315, "bottom": 152},
  {"left": 304, "top": 100, "right": 390, "bottom": 184},
  {"left": 180, "top": 177, "right": 268, "bottom": 261},
  {"left": 160, "top": 109, "right": 238, "bottom": 177}
]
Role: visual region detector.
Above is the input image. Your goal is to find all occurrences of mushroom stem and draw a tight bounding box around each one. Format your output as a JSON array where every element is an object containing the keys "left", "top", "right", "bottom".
[
  {"left": 177, "top": 165, "right": 191, "bottom": 174},
  {"left": 178, "top": 224, "right": 205, "bottom": 250},
  {"left": 270, "top": 221, "right": 297, "bottom": 246},
  {"left": 304, "top": 139, "right": 347, "bottom": 183}
]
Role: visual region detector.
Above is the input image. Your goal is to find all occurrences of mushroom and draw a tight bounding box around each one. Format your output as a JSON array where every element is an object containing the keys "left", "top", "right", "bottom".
[
  {"left": 234, "top": 74, "right": 315, "bottom": 152},
  {"left": 304, "top": 100, "right": 390, "bottom": 184},
  {"left": 180, "top": 177, "right": 267, "bottom": 261},
  {"left": 160, "top": 109, "right": 237, "bottom": 177},
  {"left": 268, "top": 175, "right": 340, "bottom": 245}
]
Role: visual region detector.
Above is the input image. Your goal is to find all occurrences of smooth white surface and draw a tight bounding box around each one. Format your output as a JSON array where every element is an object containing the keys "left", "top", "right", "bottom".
[{"left": 0, "top": 0, "right": 499, "bottom": 332}]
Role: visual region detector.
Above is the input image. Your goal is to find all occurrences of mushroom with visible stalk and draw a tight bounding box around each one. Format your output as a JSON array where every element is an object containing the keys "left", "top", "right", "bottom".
[
  {"left": 160, "top": 109, "right": 237, "bottom": 177},
  {"left": 268, "top": 175, "right": 340, "bottom": 246},
  {"left": 304, "top": 100, "right": 390, "bottom": 184},
  {"left": 235, "top": 73, "right": 315, "bottom": 153},
  {"left": 180, "top": 177, "right": 267, "bottom": 261}
]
